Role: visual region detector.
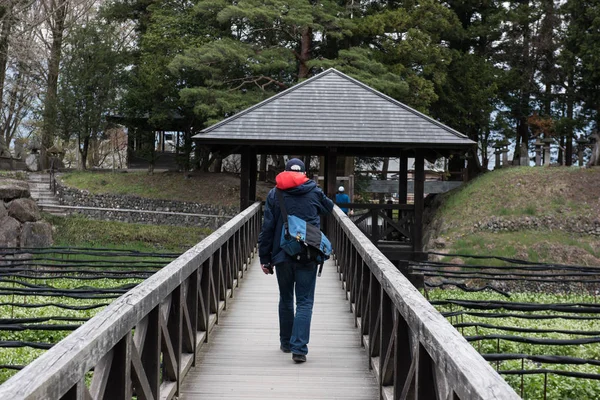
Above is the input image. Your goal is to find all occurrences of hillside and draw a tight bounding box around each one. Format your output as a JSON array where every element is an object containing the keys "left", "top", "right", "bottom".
[{"left": 424, "top": 167, "right": 600, "bottom": 265}]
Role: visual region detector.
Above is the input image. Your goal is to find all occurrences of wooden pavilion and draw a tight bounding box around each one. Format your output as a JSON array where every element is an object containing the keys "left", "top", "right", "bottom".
[{"left": 192, "top": 68, "right": 475, "bottom": 260}]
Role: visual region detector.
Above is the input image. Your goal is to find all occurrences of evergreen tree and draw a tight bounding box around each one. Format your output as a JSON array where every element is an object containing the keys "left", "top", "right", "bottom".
[
  {"left": 432, "top": 0, "right": 504, "bottom": 173},
  {"left": 562, "top": 0, "right": 600, "bottom": 127}
]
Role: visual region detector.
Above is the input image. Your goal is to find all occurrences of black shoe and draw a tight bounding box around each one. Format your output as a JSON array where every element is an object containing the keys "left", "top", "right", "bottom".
[
  {"left": 280, "top": 345, "right": 291, "bottom": 353},
  {"left": 292, "top": 353, "right": 306, "bottom": 363}
]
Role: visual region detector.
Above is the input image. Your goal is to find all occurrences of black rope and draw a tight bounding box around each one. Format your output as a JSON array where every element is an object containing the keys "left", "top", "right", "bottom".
[
  {"left": 0, "top": 364, "right": 24, "bottom": 370},
  {"left": 465, "top": 334, "right": 600, "bottom": 345},
  {"left": 0, "top": 247, "right": 180, "bottom": 257},
  {"left": 453, "top": 322, "right": 600, "bottom": 336},
  {"left": 0, "top": 302, "right": 108, "bottom": 310},
  {"left": 432, "top": 299, "right": 600, "bottom": 313},
  {"left": 483, "top": 353, "right": 600, "bottom": 366},
  {"left": 0, "top": 317, "right": 88, "bottom": 324},
  {"left": 0, "top": 341, "right": 53, "bottom": 349},
  {"left": 0, "top": 273, "right": 153, "bottom": 280},
  {"left": 0, "top": 278, "right": 137, "bottom": 291},
  {"left": 0, "top": 262, "right": 165, "bottom": 269},
  {"left": 412, "top": 266, "right": 600, "bottom": 278},
  {"left": 425, "top": 252, "right": 600, "bottom": 271},
  {"left": 0, "top": 324, "right": 80, "bottom": 331},
  {"left": 0, "top": 290, "right": 121, "bottom": 299},
  {"left": 425, "top": 282, "right": 511, "bottom": 297},
  {"left": 422, "top": 274, "right": 600, "bottom": 284},
  {"left": 443, "top": 310, "right": 600, "bottom": 321},
  {"left": 413, "top": 259, "right": 600, "bottom": 273},
  {"left": 498, "top": 369, "right": 600, "bottom": 380}
]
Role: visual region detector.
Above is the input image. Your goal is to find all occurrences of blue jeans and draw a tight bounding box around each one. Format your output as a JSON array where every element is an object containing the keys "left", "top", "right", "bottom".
[{"left": 275, "top": 262, "right": 318, "bottom": 355}]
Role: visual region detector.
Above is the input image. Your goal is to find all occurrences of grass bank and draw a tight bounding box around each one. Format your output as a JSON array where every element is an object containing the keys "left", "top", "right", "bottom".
[
  {"left": 60, "top": 170, "right": 272, "bottom": 207},
  {"left": 427, "top": 167, "right": 600, "bottom": 265},
  {"left": 45, "top": 214, "right": 212, "bottom": 252}
]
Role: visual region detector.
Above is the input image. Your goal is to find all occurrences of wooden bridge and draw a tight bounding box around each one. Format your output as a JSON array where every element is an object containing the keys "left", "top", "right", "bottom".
[{"left": 0, "top": 204, "right": 519, "bottom": 400}]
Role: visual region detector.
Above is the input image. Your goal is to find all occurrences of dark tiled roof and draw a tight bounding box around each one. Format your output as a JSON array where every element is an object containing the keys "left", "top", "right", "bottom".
[{"left": 193, "top": 68, "right": 474, "bottom": 148}]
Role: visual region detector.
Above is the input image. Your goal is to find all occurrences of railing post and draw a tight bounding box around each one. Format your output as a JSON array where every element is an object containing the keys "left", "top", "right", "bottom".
[
  {"left": 396, "top": 315, "right": 414, "bottom": 400},
  {"left": 380, "top": 290, "right": 395, "bottom": 393},
  {"left": 417, "top": 343, "right": 437, "bottom": 399},
  {"left": 370, "top": 208, "right": 379, "bottom": 245},
  {"left": 369, "top": 273, "right": 381, "bottom": 360},
  {"left": 101, "top": 334, "right": 133, "bottom": 400},
  {"left": 186, "top": 273, "right": 198, "bottom": 364},
  {"left": 139, "top": 306, "right": 161, "bottom": 399},
  {"left": 168, "top": 287, "right": 183, "bottom": 395}
]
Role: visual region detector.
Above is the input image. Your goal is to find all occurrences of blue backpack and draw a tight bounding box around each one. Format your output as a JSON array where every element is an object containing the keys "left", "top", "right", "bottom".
[{"left": 276, "top": 189, "right": 332, "bottom": 276}]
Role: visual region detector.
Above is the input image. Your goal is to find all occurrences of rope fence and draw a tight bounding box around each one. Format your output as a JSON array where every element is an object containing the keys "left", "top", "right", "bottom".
[
  {"left": 0, "top": 246, "right": 177, "bottom": 383},
  {"left": 411, "top": 252, "right": 600, "bottom": 398}
]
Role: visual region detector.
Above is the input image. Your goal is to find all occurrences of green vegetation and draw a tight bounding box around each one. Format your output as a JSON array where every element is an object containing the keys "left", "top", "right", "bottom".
[
  {"left": 58, "top": 170, "right": 271, "bottom": 207},
  {"left": 45, "top": 214, "right": 211, "bottom": 252},
  {"left": 427, "top": 289, "right": 600, "bottom": 399},
  {"left": 60, "top": 171, "right": 200, "bottom": 201},
  {"left": 0, "top": 171, "right": 27, "bottom": 180},
  {"left": 0, "top": 211, "right": 212, "bottom": 383}
]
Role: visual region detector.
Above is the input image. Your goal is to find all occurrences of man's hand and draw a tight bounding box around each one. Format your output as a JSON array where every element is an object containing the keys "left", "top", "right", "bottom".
[{"left": 261, "top": 264, "right": 274, "bottom": 275}]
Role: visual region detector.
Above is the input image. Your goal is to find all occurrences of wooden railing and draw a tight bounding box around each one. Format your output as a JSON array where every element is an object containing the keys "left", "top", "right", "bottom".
[
  {"left": 0, "top": 202, "right": 262, "bottom": 400},
  {"left": 343, "top": 203, "right": 414, "bottom": 247},
  {"left": 327, "top": 206, "right": 520, "bottom": 399}
]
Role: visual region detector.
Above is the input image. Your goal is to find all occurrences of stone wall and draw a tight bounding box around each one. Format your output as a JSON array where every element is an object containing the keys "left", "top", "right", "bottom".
[
  {"left": 0, "top": 179, "right": 53, "bottom": 248},
  {"left": 473, "top": 215, "right": 600, "bottom": 236},
  {"left": 54, "top": 177, "right": 238, "bottom": 228}
]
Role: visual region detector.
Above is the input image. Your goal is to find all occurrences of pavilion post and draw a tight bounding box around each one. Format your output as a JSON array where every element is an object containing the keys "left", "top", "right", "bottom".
[
  {"left": 240, "top": 150, "right": 250, "bottom": 211},
  {"left": 259, "top": 154, "right": 267, "bottom": 181},
  {"left": 413, "top": 151, "right": 425, "bottom": 255},
  {"left": 398, "top": 151, "right": 408, "bottom": 205},
  {"left": 325, "top": 148, "right": 337, "bottom": 197},
  {"left": 249, "top": 149, "right": 257, "bottom": 203}
]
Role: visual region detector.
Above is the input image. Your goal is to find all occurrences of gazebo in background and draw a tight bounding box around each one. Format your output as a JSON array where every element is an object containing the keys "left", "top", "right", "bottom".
[{"left": 193, "top": 68, "right": 475, "bottom": 261}]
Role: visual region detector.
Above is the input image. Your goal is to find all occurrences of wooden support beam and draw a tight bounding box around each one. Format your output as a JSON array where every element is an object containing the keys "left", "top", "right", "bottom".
[
  {"left": 325, "top": 148, "right": 337, "bottom": 197},
  {"left": 413, "top": 152, "right": 424, "bottom": 253},
  {"left": 249, "top": 149, "right": 257, "bottom": 203},
  {"left": 258, "top": 154, "right": 267, "bottom": 181},
  {"left": 398, "top": 152, "right": 408, "bottom": 205},
  {"left": 240, "top": 150, "right": 250, "bottom": 211}
]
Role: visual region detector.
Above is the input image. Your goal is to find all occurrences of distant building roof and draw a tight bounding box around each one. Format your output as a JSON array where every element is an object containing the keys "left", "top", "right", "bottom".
[{"left": 193, "top": 68, "right": 475, "bottom": 157}]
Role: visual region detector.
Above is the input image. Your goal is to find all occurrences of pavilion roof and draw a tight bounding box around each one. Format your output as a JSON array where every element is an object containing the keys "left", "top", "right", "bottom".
[{"left": 193, "top": 68, "right": 475, "bottom": 157}]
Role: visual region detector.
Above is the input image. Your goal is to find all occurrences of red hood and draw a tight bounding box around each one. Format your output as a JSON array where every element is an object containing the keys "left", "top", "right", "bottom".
[{"left": 276, "top": 171, "right": 309, "bottom": 190}]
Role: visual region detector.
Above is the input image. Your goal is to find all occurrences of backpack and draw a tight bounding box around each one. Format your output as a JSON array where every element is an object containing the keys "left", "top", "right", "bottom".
[{"left": 276, "top": 189, "right": 332, "bottom": 276}]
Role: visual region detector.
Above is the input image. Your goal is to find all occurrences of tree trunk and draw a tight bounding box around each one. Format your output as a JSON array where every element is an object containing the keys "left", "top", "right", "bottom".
[
  {"left": 298, "top": 27, "right": 312, "bottom": 79},
  {"left": 81, "top": 135, "right": 89, "bottom": 170},
  {"left": 41, "top": 0, "right": 68, "bottom": 170},
  {"left": 0, "top": 2, "right": 13, "bottom": 119}
]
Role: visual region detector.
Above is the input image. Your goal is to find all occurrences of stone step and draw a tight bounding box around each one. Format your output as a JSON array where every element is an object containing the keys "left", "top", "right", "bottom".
[
  {"left": 32, "top": 198, "right": 58, "bottom": 204},
  {"left": 38, "top": 205, "right": 69, "bottom": 217}
]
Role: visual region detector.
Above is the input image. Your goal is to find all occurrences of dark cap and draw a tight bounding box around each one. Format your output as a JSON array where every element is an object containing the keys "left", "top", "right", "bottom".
[{"left": 285, "top": 158, "right": 305, "bottom": 172}]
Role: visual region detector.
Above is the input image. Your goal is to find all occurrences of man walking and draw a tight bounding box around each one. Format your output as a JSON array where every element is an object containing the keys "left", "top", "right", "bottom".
[
  {"left": 258, "top": 158, "right": 334, "bottom": 363},
  {"left": 335, "top": 186, "right": 350, "bottom": 214}
]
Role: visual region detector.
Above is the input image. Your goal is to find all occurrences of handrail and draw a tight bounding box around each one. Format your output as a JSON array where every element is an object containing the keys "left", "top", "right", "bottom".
[
  {"left": 0, "top": 201, "right": 263, "bottom": 400},
  {"left": 327, "top": 206, "right": 520, "bottom": 399}
]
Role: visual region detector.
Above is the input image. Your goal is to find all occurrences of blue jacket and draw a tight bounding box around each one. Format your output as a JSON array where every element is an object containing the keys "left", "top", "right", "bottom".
[
  {"left": 335, "top": 193, "right": 350, "bottom": 214},
  {"left": 258, "top": 172, "right": 333, "bottom": 266}
]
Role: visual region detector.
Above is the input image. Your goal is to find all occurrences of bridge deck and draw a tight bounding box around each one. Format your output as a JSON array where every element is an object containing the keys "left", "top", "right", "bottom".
[{"left": 180, "top": 257, "right": 379, "bottom": 399}]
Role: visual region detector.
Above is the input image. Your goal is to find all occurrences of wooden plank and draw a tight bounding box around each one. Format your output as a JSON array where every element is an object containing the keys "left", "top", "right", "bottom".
[{"left": 179, "top": 258, "right": 379, "bottom": 400}]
